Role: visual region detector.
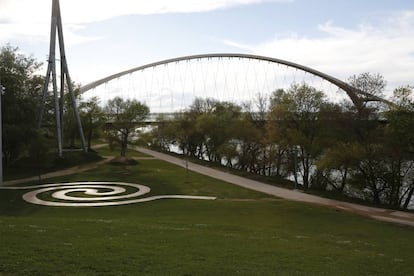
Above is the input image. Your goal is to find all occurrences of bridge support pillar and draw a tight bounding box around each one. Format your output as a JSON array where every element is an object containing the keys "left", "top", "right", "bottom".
[{"left": 38, "top": 0, "right": 87, "bottom": 157}]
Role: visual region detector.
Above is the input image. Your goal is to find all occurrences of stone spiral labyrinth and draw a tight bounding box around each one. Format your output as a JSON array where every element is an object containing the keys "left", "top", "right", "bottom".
[{"left": 1, "top": 182, "right": 216, "bottom": 207}]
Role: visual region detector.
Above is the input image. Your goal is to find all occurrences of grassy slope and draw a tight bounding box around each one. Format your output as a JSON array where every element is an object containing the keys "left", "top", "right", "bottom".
[
  {"left": 94, "top": 145, "right": 151, "bottom": 158},
  {"left": 1, "top": 159, "right": 414, "bottom": 275},
  {"left": 4, "top": 151, "right": 102, "bottom": 181}
]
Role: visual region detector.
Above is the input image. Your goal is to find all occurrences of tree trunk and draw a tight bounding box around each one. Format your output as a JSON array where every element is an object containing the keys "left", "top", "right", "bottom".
[
  {"left": 87, "top": 128, "right": 93, "bottom": 151},
  {"left": 402, "top": 184, "right": 414, "bottom": 209},
  {"left": 372, "top": 186, "right": 381, "bottom": 204},
  {"left": 120, "top": 131, "right": 128, "bottom": 157},
  {"left": 303, "top": 170, "right": 309, "bottom": 189},
  {"left": 301, "top": 151, "right": 310, "bottom": 190},
  {"left": 340, "top": 168, "right": 348, "bottom": 192}
]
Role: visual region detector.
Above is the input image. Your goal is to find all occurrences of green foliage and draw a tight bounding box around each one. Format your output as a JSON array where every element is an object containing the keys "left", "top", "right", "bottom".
[
  {"left": 149, "top": 77, "right": 414, "bottom": 209},
  {"left": 348, "top": 72, "right": 387, "bottom": 118},
  {"left": 268, "top": 83, "right": 328, "bottom": 189},
  {"left": 4, "top": 147, "right": 102, "bottom": 181},
  {"left": 79, "top": 96, "right": 105, "bottom": 150},
  {"left": 348, "top": 72, "right": 386, "bottom": 97},
  {"left": 93, "top": 144, "right": 151, "bottom": 158},
  {"left": 0, "top": 44, "right": 44, "bottom": 165},
  {"left": 317, "top": 84, "right": 414, "bottom": 208},
  {"left": 382, "top": 86, "right": 414, "bottom": 208},
  {"left": 150, "top": 97, "right": 270, "bottom": 173},
  {"left": 317, "top": 143, "right": 361, "bottom": 192},
  {"left": 195, "top": 100, "right": 242, "bottom": 162},
  {"left": 104, "top": 97, "right": 150, "bottom": 157}
]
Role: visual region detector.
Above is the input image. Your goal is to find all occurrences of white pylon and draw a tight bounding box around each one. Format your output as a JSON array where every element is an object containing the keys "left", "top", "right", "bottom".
[{"left": 38, "top": 0, "right": 87, "bottom": 157}]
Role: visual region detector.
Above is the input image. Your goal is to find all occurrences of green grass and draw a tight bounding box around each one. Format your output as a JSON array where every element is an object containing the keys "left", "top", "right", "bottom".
[
  {"left": 4, "top": 143, "right": 146, "bottom": 181},
  {"left": 93, "top": 145, "right": 151, "bottom": 158},
  {"left": 1, "top": 158, "right": 414, "bottom": 275},
  {"left": 4, "top": 151, "right": 102, "bottom": 181}
]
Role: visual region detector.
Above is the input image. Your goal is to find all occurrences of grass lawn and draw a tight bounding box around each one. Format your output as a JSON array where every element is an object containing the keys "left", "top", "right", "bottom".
[
  {"left": 1, "top": 158, "right": 414, "bottom": 275},
  {"left": 93, "top": 145, "right": 151, "bottom": 158},
  {"left": 4, "top": 151, "right": 102, "bottom": 181}
]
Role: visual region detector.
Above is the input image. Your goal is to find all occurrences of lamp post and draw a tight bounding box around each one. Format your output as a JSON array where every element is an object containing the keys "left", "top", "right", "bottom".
[{"left": 0, "top": 79, "right": 4, "bottom": 186}]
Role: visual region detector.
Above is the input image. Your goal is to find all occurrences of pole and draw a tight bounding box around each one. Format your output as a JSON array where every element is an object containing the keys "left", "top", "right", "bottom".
[
  {"left": 38, "top": 0, "right": 87, "bottom": 156},
  {"left": 50, "top": 0, "right": 63, "bottom": 157},
  {"left": 55, "top": 0, "right": 87, "bottom": 152},
  {"left": 0, "top": 80, "right": 4, "bottom": 186}
]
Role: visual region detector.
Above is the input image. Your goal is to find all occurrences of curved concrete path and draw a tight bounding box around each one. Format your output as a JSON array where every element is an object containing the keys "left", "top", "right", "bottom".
[
  {"left": 2, "top": 182, "right": 215, "bottom": 207},
  {"left": 135, "top": 147, "right": 414, "bottom": 227}
]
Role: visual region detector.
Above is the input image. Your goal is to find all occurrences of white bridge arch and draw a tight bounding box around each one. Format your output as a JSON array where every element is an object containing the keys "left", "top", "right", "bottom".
[{"left": 80, "top": 53, "right": 390, "bottom": 113}]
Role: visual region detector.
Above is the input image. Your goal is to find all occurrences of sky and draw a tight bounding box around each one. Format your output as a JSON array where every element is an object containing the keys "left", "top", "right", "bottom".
[{"left": 1, "top": 0, "right": 414, "bottom": 97}]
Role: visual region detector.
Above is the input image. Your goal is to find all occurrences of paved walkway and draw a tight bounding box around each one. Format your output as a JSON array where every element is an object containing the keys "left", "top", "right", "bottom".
[{"left": 136, "top": 147, "right": 414, "bottom": 227}]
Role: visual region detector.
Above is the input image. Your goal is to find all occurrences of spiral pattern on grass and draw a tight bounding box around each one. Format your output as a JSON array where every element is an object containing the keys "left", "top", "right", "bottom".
[{"left": 1, "top": 182, "right": 216, "bottom": 207}]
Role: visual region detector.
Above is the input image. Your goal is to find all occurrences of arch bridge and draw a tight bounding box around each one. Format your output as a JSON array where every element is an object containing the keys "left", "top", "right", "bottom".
[{"left": 80, "top": 53, "right": 391, "bottom": 112}]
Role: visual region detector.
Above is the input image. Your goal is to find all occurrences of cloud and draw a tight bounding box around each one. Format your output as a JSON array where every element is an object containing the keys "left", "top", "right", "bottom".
[
  {"left": 0, "top": 0, "right": 292, "bottom": 45},
  {"left": 0, "top": 0, "right": 292, "bottom": 24},
  {"left": 224, "top": 11, "right": 414, "bottom": 94},
  {"left": 60, "top": 0, "right": 293, "bottom": 23}
]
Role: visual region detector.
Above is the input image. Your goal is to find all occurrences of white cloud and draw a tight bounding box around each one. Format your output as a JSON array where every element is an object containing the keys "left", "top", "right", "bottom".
[
  {"left": 59, "top": 0, "right": 292, "bottom": 23},
  {"left": 0, "top": 0, "right": 291, "bottom": 45},
  {"left": 0, "top": 0, "right": 292, "bottom": 23},
  {"left": 224, "top": 11, "right": 414, "bottom": 94}
]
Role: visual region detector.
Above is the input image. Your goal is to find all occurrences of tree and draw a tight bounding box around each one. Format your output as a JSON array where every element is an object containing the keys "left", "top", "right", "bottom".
[
  {"left": 382, "top": 86, "right": 414, "bottom": 208},
  {"left": 104, "top": 97, "right": 149, "bottom": 157},
  {"left": 27, "top": 129, "right": 52, "bottom": 180},
  {"left": 313, "top": 101, "right": 353, "bottom": 192},
  {"left": 338, "top": 73, "right": 390, "bottom": 204},
  {"left": 232, "top": 111, "right": 263, "bottom": 173},
  {"left": 268, "top": 83, "right": 327, "bottom": 189},
  {"left": 175, "top": 107, "right": 204, "bottom": 158},
  {"left": 348, "top": 72, "right": 386, "bottom": 118},
  {"left": 0, "top": 44, "right": 43, "bottom": 165},
  {"left": 147, "top": 114, "right": 177, "bottom": 152},
  {"left": 195, "top": 100, "right": 242, "bottom": 163},
  {"left": 241, "top": 94, "right": 272, "bottom": 176},
  {"left": 79, "top": 96, "right": 104, "bottom": 151},
  {"left": 167, "top": 98, "right": 243, "bottom": 163},
  {"left": 348, "top": 72, "right": 386, "bottom": 97},
  {"left": 163, "top": 99, "right": 207, "bottom": 158}
]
